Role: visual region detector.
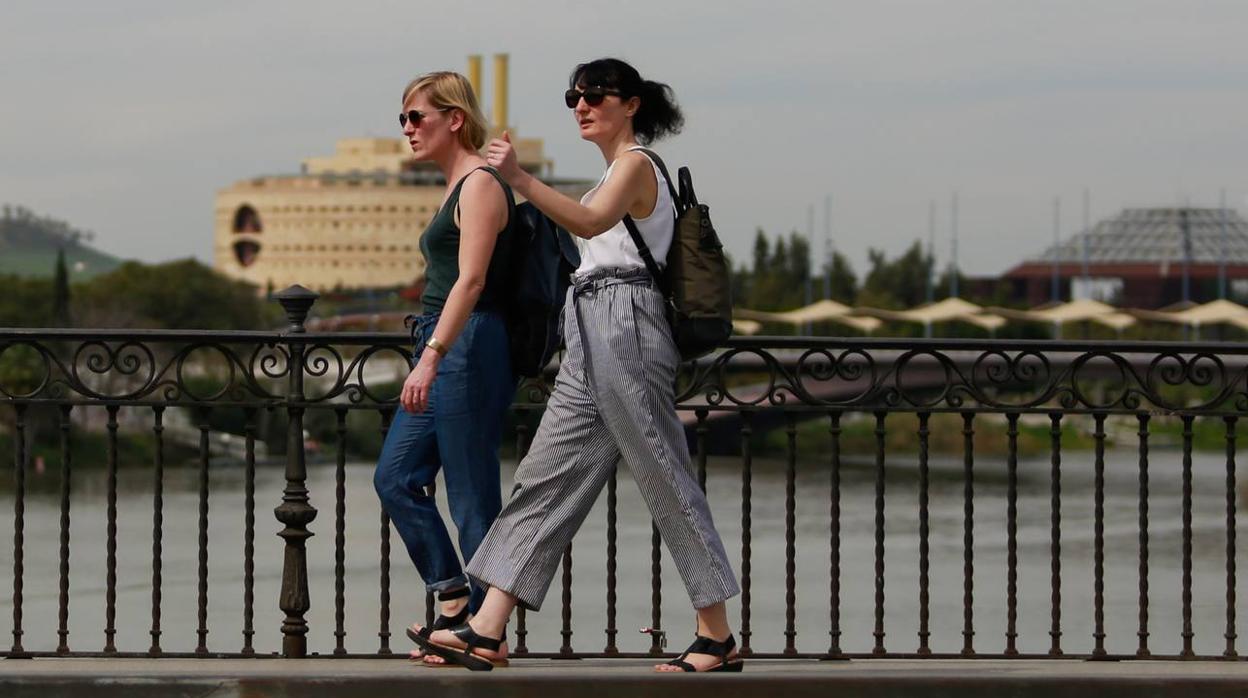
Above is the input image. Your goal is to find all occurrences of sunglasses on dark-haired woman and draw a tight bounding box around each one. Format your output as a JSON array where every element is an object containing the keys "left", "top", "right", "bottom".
[{"left": 564, "top": 86, "right": 622, "bottom": 109}]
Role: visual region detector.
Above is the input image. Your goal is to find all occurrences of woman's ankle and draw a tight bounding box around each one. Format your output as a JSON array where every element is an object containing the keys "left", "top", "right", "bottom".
[
  {"left": 440, "top": 597, "right": 469, "bottom": 617},
  {"left": 470, "top": 614, "right": 508, "bottom": 639}
]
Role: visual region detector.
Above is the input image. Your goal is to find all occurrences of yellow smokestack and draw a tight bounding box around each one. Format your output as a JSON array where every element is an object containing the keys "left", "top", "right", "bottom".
[
  {"left": 493, "top": 53, "right": 509, "bottom": 130},
  {"left": 467, "top": 55, "right": 482, "bottom": 99}
]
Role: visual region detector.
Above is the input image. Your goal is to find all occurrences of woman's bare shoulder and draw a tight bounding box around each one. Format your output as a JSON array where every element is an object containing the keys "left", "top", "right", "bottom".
[{"left": 460, "top": 168, "right": 508, "bottom": 205}]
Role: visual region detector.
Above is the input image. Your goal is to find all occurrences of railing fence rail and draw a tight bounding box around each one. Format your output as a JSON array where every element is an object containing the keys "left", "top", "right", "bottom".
[{"left": 2, "top": 287, "right": 1246, "bottom": 660}]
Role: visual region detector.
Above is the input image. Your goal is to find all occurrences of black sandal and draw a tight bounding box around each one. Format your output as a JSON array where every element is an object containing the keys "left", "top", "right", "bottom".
[
  {"left": 410, "top": 621, "right": 509, "bottom": 672},
  {"left": 661, "top": 634, "right": 744, "bottom": 673},
  {"left": 406, "top": 587, "right": 471, "bottom": 660}
]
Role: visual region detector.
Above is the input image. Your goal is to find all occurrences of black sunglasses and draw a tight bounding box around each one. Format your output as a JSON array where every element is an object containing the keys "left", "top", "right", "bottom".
[
  {"left": 399, "top": 107, "right": 449, "bottom": 128},
  {"left": 564, "top": 86, "right": 622, "bottom": 109}
]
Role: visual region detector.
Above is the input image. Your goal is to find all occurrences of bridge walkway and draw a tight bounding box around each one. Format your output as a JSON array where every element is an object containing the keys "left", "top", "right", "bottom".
[{"left": 1, "top": 657, "right": 1246, "bottom": 697}]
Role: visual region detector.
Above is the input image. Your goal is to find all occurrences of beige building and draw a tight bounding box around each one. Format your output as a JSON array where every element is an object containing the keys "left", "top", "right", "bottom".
[{"left": 214, "top": 54, "right": 589, "bottom": 293}]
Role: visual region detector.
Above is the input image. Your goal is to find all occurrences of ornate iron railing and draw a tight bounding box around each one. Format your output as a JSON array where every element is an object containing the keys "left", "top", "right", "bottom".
[{"left": 1, "top": 286, "right": 1244, "bottom": 659}]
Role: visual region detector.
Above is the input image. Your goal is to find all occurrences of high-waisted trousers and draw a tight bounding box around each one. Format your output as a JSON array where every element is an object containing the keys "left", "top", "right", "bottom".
[
  {"left": 374, "top": 310, "right": 514, "bottom": 613},
  {"left": 467, "top": 267, "right": 740, "bottom": 611}
]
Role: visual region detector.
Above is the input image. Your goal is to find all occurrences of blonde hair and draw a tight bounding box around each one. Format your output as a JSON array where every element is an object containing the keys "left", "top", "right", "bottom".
[{"left": 401, "top": 71, "right": 488, "bottom": 150}]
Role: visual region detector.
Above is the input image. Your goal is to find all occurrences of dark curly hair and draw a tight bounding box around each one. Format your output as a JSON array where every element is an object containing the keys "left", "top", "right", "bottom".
[{"left": 570, "top": 58, "right": 683, "bottom": 145}]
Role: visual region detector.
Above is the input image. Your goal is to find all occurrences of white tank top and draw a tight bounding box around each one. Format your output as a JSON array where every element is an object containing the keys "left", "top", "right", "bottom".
[{"left": 574, "top": 146, "right": 674, "bottom": 275}]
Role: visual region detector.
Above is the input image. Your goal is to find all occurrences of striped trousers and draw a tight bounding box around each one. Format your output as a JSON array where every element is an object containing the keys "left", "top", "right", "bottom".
[{"left": 467, "top": 267, "right": 740, "bottom": 611}]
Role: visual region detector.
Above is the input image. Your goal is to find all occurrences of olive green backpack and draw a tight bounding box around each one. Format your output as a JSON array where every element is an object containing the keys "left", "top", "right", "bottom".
[{"left": 622, "top": 148, "right": 733, "bottom": 360}]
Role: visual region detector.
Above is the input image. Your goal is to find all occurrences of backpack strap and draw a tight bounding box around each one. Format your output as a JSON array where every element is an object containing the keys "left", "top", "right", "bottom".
[
  {"left": 620, "top": 148, "right": 678, "bottom": 296},
  {"left": 629, "top": 147, "right": 683, "bottom": 215},
  {"left": 621, "top": 214, "right": 667, "bottom": 295}
]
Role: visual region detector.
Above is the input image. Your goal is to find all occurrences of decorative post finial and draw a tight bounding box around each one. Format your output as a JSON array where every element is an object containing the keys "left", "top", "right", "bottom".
[{"left": 274, "top": 285, "right": 319, "bottom": 333}]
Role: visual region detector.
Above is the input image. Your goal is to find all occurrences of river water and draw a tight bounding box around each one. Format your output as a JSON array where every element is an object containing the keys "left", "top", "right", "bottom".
[{"left": 0, "top": 448, "right": 1244, "bottom": 657}]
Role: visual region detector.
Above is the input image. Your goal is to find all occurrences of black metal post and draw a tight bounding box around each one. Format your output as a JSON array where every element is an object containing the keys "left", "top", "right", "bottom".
[{"left": 274, "top": 285, "right": 319, "bottom": 658}]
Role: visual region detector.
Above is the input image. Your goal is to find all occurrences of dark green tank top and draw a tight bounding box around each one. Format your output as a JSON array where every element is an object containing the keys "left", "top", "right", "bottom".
[{"left": 419, "top": 168, "right": 515, "bottom": 313}]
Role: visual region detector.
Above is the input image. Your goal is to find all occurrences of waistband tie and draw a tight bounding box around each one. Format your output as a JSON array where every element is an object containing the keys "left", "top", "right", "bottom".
[{"left": 571, "top": 266, "right": 654, "bottom": 297}]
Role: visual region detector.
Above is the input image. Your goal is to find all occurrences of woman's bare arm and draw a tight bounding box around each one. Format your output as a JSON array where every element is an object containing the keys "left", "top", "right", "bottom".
[
  {"left": 429, "top": 170, "right": 509, "bottom": 348},
  {"left": 486, "top": 134, "right": 655, "bottom": 239}
]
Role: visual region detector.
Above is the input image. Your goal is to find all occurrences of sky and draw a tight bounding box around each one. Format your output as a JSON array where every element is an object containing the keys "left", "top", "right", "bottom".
[{"left": 2, "top": 0, "right": 1246, "bottom": 277}]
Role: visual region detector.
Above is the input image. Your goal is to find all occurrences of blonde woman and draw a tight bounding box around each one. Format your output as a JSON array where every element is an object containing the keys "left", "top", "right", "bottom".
[{"left": 372, "top": 71, "right": 516, "bottom": 664}]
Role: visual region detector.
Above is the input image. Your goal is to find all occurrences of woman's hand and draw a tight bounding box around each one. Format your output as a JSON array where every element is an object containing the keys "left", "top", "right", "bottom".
[
  {"left": 400, "top": 349, "right": 440, "bottom": 413},
  {"left": 485, "top": 131, "right": 522, "bottom": 184}
]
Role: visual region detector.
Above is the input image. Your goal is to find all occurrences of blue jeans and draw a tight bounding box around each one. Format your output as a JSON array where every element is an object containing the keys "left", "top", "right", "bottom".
[{"left": 373, "top": 311, "right": 515, "bottom": 613}]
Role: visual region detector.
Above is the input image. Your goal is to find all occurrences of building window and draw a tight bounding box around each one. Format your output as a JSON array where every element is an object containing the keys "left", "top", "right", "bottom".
[
  {"left": 233, "top": 241, "right": 260, "bottom": 267},
  {"left": 232, "top": 205, "right": 262, "bottom": 234}
]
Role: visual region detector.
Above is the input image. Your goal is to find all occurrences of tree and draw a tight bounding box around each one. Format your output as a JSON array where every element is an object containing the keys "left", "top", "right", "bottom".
[
  {"left": 52, "top": 248, "right": 70, "bottom": 326},
  {"left": 751, "top": 228, "right": 769, "bottom": 276},
  {"left": 751, "top": 233, "right": 799, "bottom": 311},
  {"left": 0, "top": 275, "right": 53, "bottom": 327},
  {"left": 739, "top": 227, "right": 860, "bottom": 312},
  {"left": 78, "top": 259, "right": 270, "bottom": 330},
  {"left": 785, "top": 233, "right": 811, "bottom": 284},
  {"left": 859, "top": 241, "right": 933, "bottom": 309},
  {"left": 820, "top": 250, "right": 858, "bottom": 304},
  {"left": 771, "top": 236, "right": 788, "bottom": 282}
]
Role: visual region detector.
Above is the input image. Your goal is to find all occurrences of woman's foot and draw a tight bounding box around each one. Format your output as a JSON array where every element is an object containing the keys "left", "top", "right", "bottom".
[
  {"left": 407, "top": 591, "right": 470, "bottom": 662},
  {"left": 410, "top": 648, "right": 450, "bottom": 666},
  {"left": 653, "top": 633, "right": 743, "bottom": 673},
  {"left": 423, "top": 619, "right": 509, "bottom": 669}
]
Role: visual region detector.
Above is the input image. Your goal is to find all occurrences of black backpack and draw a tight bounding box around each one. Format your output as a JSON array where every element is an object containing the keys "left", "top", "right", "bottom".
[
  {"left": 504, "top": 197, "right": 580, "bottom": 378},
  {"left": 622, "top": 149, "right": 733, "bottom": 361}
]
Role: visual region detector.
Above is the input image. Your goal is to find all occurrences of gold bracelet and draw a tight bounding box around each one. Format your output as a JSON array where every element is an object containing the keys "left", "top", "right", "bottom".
[{"left": 425, "top": 336, "right": 448, "bottom": 356}]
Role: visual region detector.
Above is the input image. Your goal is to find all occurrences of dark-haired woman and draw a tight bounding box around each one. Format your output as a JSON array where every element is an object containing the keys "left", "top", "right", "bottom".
[
  {"left": 373, "top": 71, "right": 516, "bottom": 665},
  {"left": 411, "top": 58, "right": 742, "bottom": 673}
]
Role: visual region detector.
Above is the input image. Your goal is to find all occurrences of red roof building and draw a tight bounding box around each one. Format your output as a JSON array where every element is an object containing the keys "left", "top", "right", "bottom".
[{"left": 1003, "top": 207, "right": 1248, "bottom": 308}]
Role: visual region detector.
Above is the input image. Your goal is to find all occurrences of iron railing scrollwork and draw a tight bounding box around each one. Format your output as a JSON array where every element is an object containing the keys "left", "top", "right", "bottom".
[{"left": 2, "top": 287, "right": 1248, "bottom": 659}]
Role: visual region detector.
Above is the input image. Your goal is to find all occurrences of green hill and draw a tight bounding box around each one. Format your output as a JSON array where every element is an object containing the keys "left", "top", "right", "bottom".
[{"left": 0, "top": 205, "right": 124, "bottom": 279}]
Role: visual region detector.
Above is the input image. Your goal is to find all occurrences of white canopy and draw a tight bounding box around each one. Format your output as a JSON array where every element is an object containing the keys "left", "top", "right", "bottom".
[
  {"left": 988, "top": 299, "right": 1137, "bottom": 332},
  {"left": 854, "top": 297, "right": 1007, "bottom": 332},
  {"left": 732, "top": 318, "right": 763, "bottom": 335},
  {"left": 1127, "top": 299, "right": 1248, "bottom": 331},
  {"left": 735, "top": 300, "right": 882, "bottom": 333}
]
